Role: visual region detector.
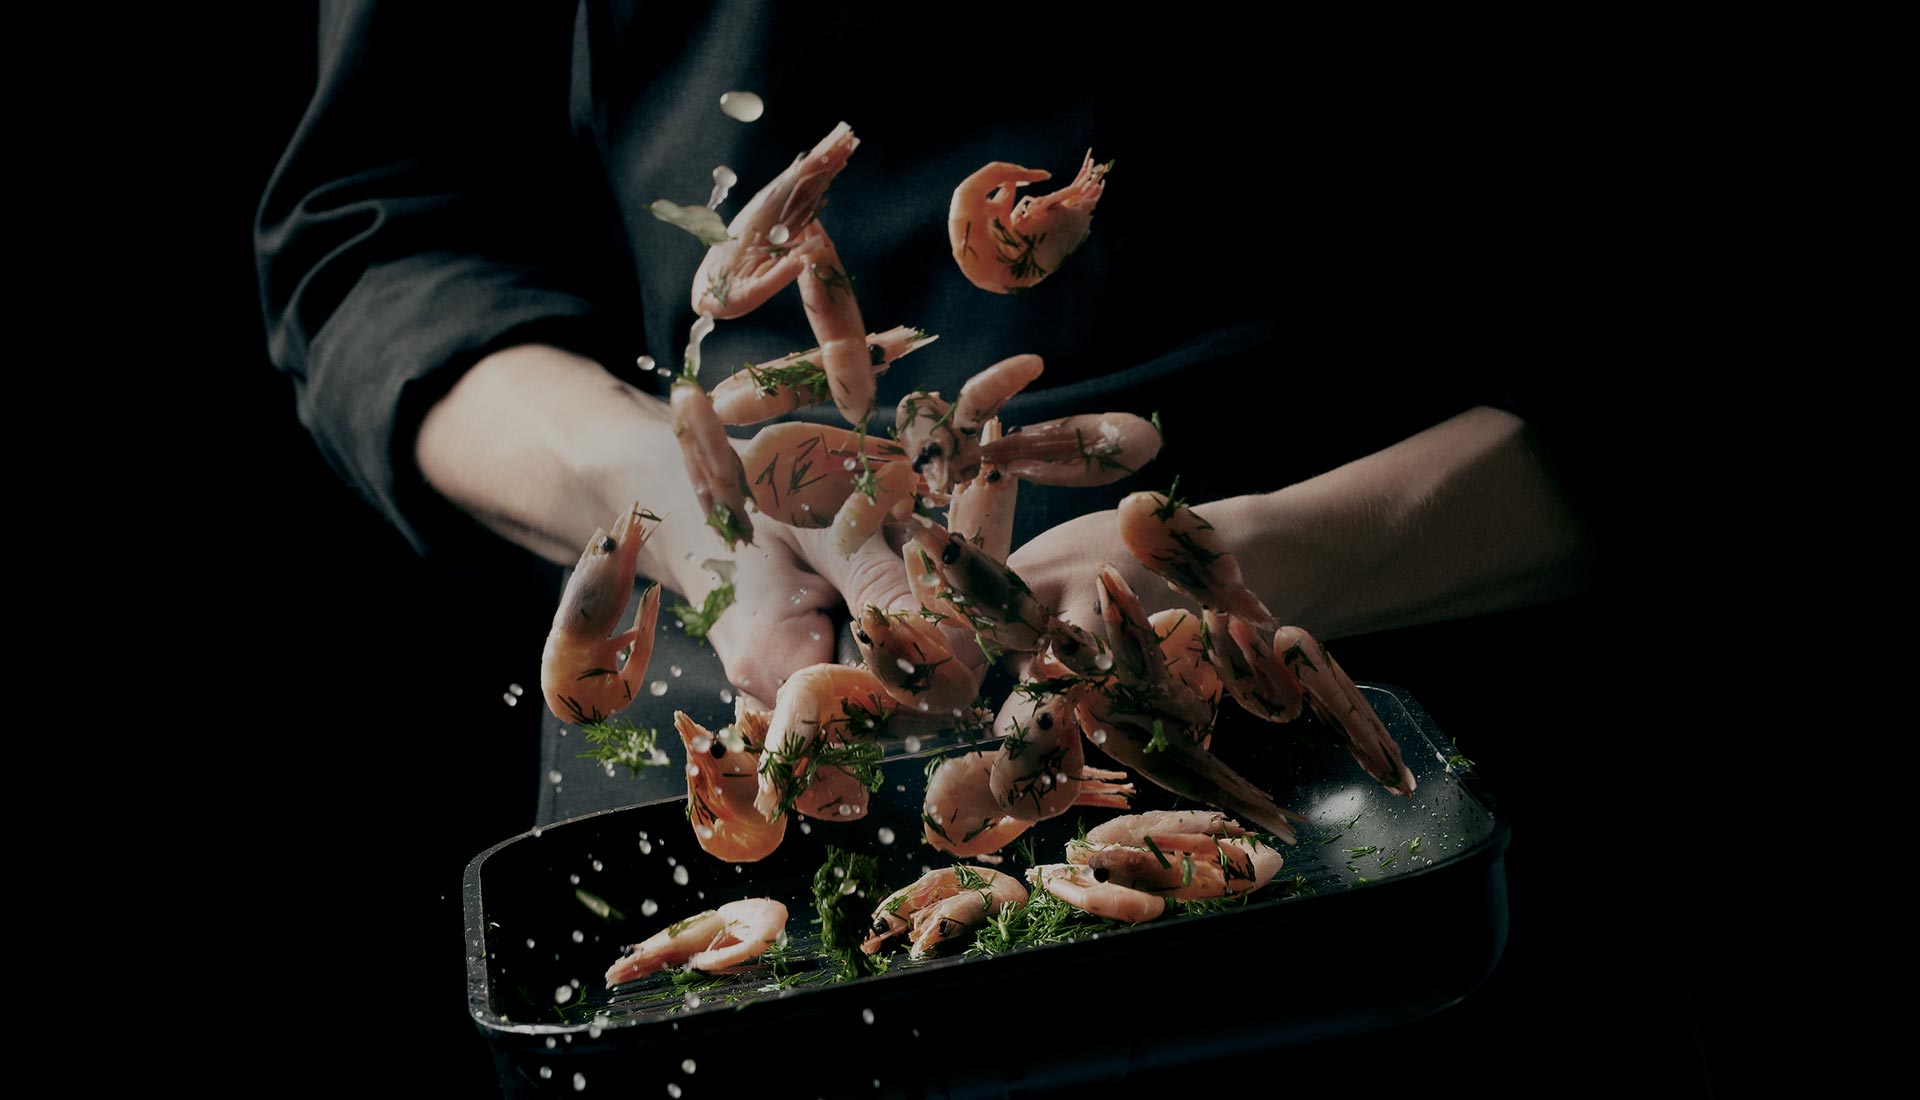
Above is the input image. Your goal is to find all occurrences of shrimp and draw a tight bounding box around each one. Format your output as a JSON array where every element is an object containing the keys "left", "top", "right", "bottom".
[
  {"left": 922, "top": 750, "right": 1031, "bottom": 857},
  {"left": 1118, "top": 488, "right": 1277, "bottom": 630},
  {"left": 670, "top": 379, "right": 755, "bottom": 549},
  {"left": 1271, "top": 625, "right": 1417, "bottom": 795},
  {"left": 754, "top": 664, "right": 896, "bottom": 823},
  {"left": 949, "top": 152, "right": 1110, "bottom": 294},
  {"left": 1151, "top": 609, "right": 1222, "bottom": 744},
  {"left": 896, "top": 390, "right": 960, "bottom": 492},
  {"left": 540, "top": 504, "right": 663, "bottom": 725},
  {"left": 693, "top": 122, "right": 857, "bottom": 318},
  {"left": 1095, "top": 567, "right": 1213, "bottom": 732},
  {"left": 988, "top": 686, "right": 1133, "bottom": 822},
  {"left": 1065, "top": 837, "right": 1283, "bottom": 900},
  {"left": 979, "top": 412, "right": 1162, "bottom": 487},
  {"left": 852, "top": 605, "right": 978, "bottom": 714},
  {"left": 677, "top": 712, "right": 785, "bottom": 863},
  {"left": 947, "top": 418, "right": 1018, "bottom": 563},
  {"left": 862, "top": 865, "right": 1027, "bottom": 958},
  {"left": 902, "top": 515, "right": 1050, "bottom": 653},
  {"left": 605, "top": 898, "right": 789, "bottom": 988},
  {"left": 794, "top": 224, "right": 874, "bottom": 426},
  {"left": 736, "top": 422, "right": 902, "bottom": 528},
  {"left": 827, "top": 453, "right": 912, "bottom": 556},
  {"left": 712, "top": 325, "right": 938, "bottom": 425},
  {"left": 1025, "top": 863, "right": 1164, "bottom": 923},
  {"left": 951, "top": 354, "right": 1044, "bottom": 481},
  {"left": 1206, "top": 610, "right": 1305, "bottom": 723}
]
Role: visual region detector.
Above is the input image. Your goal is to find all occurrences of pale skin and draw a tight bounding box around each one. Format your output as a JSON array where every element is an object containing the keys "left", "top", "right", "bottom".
[{"left": 418, "top": 346, "right": 1586, "bottom": 703}]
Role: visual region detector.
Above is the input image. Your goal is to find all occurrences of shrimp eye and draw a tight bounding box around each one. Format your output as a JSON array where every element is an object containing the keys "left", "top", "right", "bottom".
[
  {"left": 854, "top": 629, "right": 871, "bottom": 645},
  {"left": 937, "top": 919, "right": 954, "bottom": 937},
  {"left": 709, "top": 742, "right": 727, "bottom": 759},
  {"left": 600, "top": 537, "right": 618, "bottom": 552},
  {"left": 986, "top": 470, "right": 1002, "bottom": 483},
  {"left": 1037, "top": 712, "right": 1054, "bottom": 730},
  {"left": 941, "top": 537, "right": 963, "bottom": 565},
  {"left": 872, "top": 919, "right": 890, "bottom": 934},
  {"left": 867, "top": 343, "right": 886, "bottom": 365},
  {"left": 1092, "top": 867, "right": 1110, "bottom": 883},
  {"left": 912, "top": 444, "right": 941, "bottom": 472}
]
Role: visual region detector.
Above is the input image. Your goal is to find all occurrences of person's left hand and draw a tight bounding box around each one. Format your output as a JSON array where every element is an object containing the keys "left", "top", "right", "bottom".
[{"left": 1004, "top": 507, "right": 1198, "bottom": 643}]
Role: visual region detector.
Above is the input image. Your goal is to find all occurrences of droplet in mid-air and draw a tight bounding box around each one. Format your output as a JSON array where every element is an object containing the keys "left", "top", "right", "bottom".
[
  {"left": 1094, "top": 652, "right": 1114, "bottom": 671},
  {"left": 573, "top": 1072, "right": 587, "bottom": 1092},
  {"left": 540, "top": 1067, "right": 553, "bottom": 1080},
  {"left": 877, "top": 827, "right": 896, "bottom": 845},
  {"left": 719, "top": 689, "right": 734, "bottom": 704},
  {"left": 718, "top": 91, "right": 765, "bottom": 122},
  {"left": 650, "top": 681, "right": 669, "bottom": 697},
  {"left": 685, "top": 764, "right": 700, "bottom": 778},
  {"left": 673, "top": 865, "right": 690, "bottom": 885},
  {"left": 842, "top": 457, "right": 857, "bottom": 471},
  {"left": 502, "top": 693, "right": 518, "bottom": 707},
  {"left": 706, "top": 165, "right": 737, "bottom": 209},
  {"left": 571, "top": 930, "right": 585, "bottom": 943},
  {"left": 682, "top": 1059, "right": 698, "bottom": 1075},
  {"left": 636, "top": 355, "right": 656, "bottom": 374},
  {"left": 641, "top": 899, "right": 659, "bottom": 917},
  {"left": 904, "top": 736, "right": 922, "bottom": 753},
  {"left": 639, "top": 839, "right": 653, "bottom": 855},
  {"left": 555, "top": 985, "right": 573, "bottom": 1005},
  {"left": 510, "top": 683, "right": 524, "bottom": 696},
  {"left": 690, "top": 732, "right": 712, "bottom": 754},
  {"left": 862, "top": 1008, "right": 876, "bottom": 1025},
  {"left": 670, "top": 665, "right": 683, "bottom": 678},
  {"left": 1088, "top": 729, "right": 1108, "bottom": 745},
  {"left": 592, "top": 859, "right": 603, "bottom": 872},
  {"left": 549, "top": 770, "right": 564, "bottom": 785},
  {"left": 668, "top": 1085, "right": 683, "bottom": 1099}
]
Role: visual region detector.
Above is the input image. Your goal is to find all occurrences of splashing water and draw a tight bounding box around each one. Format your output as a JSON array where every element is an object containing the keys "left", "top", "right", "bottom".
[
  {"left": 718, "top": 91, "right": 764, "bottom": 122},
  {"left": 707, "top": 165, "right": 737, "bottom": 209},
  {"left": 684, "top": 313, "right": 716, "bottom": 376}
]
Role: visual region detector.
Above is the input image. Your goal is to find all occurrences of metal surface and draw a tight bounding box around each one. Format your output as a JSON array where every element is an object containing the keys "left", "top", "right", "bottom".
[{"left": 464, "top": 685, "right": 1507, "bottom": 1097}]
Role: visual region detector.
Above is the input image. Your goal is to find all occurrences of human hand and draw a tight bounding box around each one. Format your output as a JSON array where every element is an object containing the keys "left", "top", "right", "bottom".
[{"left": 1004, "top": 507, "right": 1199, "bottom": 644}]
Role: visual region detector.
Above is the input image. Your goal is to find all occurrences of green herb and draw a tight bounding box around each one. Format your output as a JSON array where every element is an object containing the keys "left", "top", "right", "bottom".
[
  {"left": 707, "top": 269, "right": 731, "bottom": 309},
  {"left": 1012, "top": 678, "right": 1080, "bottom": 701},
  {"left": 952, "top": 865, "right": 989, "bottom": 892},
  {"left": 647, "top": 199, "right": 730, "bottom": 245},
  {"left": 1149, "top": 410, "right": 1163, "bottom": 437},
  {"left": 989, "top": 217, "right": 1048, "bottom": 282},
  {"left": 1347, "top": 812, "right": 1363, "bottom": 829},
  {"left": 1278, "top": 873, "right": 1316, "bottom": 899},
  {"left": 1319, "top": 833, "right": 1344, "bottom": 846},
  {"left": 812, "top": 847, "right": 885, "bottom": 981},
  {"left": 737, "top": 356, "right": 829, "bottom": 399},
  {"left": 1151, "top": 476, "right": 1187, "bottom": 521},
  {"left": 1408, "top": 837, "right": 1423, "bottom": 854},
  {"left": 1447, "top": 753, "right": 1476, "bottom": 770},
  {"left": 1142, "top": 835, "right": 1173, "bottom": 869},
  {"left": 1281, "top": 639, "right": 1321, "bottom": 675},
  {"left": 1378, "top": 852, "right": 1398, "bottom": 869},
  {"left": 574, "top": 889, "right": 623, "bottom": 922},
  {"left": 964, "top": 880, "right": 1122, "bottom": 957},
  {"left": 810, "top": 262, "right": 857, "bottom": 302},
  {"left": 1145, "top": 718, "right": 1170, "bottom": 754},
  {"left": 1344, "top": 845, "right": 1381, "bottom": 858},
  {"left": 1012, "top": 835, "right": 1038, "bottom": 867},
  {"left": 671, "top": 581, "right": 736, "bottom": 640},
  {"left": 577, "top": 718, "right": 661, "bottom": 776},
  {"left": 1180, "top": 852, "right": 1196, "bottom": 888},
  {"left": 1073, "top": 427, "right": 1134, "bottom": 475}
]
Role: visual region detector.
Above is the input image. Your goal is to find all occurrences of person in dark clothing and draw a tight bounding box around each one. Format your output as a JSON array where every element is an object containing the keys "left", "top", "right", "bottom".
[{"left": 258, "top": 3, "right": 1713, "bottom": 1095}]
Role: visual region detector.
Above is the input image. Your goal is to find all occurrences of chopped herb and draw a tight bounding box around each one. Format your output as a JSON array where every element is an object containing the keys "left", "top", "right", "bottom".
[
  {"left": 1344, "top": 845, "right": 1381, "bottom": 859},
  {"left": 812, "top": 847, "right": 885, "bottom": 981},
  {"left": 810, "top": 262, "right": 857, "bottom": 301},
  {"left": 577, "top": 718, "right": 662, "bottom": 776},
  {"left": 574, "top": 889, "right": 623, "bottom": 922},
  {"left": 1408, "top": 837, "right": 1423, "bottom": 854},
  {"left": 964, "top": 879, "right": 1123, "bottom": 957},
  {"left": 1447, "top": 753, "right": 1475, "bottom": 770},
  {"left": 1145, "top": 718, "right": 1170, "bottom": 754},
  {"left": 1142, "top": 835, "right": 1173, "bottom": 869},
  {"left": 989, "top": 217, "right": 1049, "bottom": 282},
  {"left": 1149, "top": 410, "right": 1163, "bottom": 437},
  {"left": 1347, "top": 812, "right": 1363, "bottom": 829},
  {"left": 1151, "top": 476, "right": 1187, "bottom": 521},
  {"left": 737, "top": 355, "right": 829, "bottom": 400},
  {"left": 952, "top": 865, "right": 989, "bottom": 892},
  {"left": 672, "top": 581, "right": 736, "bottom": 640},
  {"left": 1319, "top": 833, "right": 1344, "bottom": 846},
  {"left": 1378, "top": 852, "right": 1398, "bottom": 869}
]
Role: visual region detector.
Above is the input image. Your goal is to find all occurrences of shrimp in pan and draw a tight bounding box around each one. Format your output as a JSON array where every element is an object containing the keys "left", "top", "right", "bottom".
[
  {"left": 922, "top": 750, "right": 1032, "bottom": 857},
  {"left": 604, "top": 898, "right": 789, "bottom": 987},
  {"left": 1117, "top": 487, "right": 1276, "bottom": 630},
  {"left": 1025, "top": 863, "right": 1164, "bottom": 923},
  {"left": 540, "top": 504, "right": 662, "bottom": 725},
  {"left": 693, "top": 122, "right": 858, "bottom": 318},
  {"left": 949, "top": 152, "right": 1110, "bottom": 293},
  {"left": 862, "top": 865, "right": 1027, "bottom": 958}
]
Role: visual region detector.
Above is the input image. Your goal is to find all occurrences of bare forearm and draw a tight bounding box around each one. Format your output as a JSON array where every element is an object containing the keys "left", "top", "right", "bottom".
[
  {"left": 1218, "top": 406, "right": 1590, "bottom": 638},
  {"left": 414, "top": 344, "right": 712, "bottom": 596}
]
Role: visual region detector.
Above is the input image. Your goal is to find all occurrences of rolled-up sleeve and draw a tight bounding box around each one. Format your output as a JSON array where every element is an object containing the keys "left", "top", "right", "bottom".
[{"left": 256, "top": 0, "right": 628, "bottom": 555}]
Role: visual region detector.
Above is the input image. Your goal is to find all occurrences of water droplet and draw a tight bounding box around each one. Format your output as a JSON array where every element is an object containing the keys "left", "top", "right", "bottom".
[
  {"left": 682, "top": 1059, "right": 698, "bottom": 1075},
  {"left": 768, "top": 222, "right": 790, "bottom": 246},
  {"left": 706, "top": 164, "right": 738, "bottom": 209},
  {"left": 843, "top": 457, "right": 858, "bottom": 471},
  {"left": 1094, "top": 652, "right": 1113, "bottom": 671},
  {"left": 810, "top": 631, "right": 822, "bottom": 641},
  {"left": 696, "top": 825, "right": 713, "bottom": 839},
  {"left": 592, "top": 859, "right": 604, "bottom": 872},
  {"left": 573, "top": 1071, "right": 587, "bottom": 1092},
  {"left": 690, "top": 731, "right": 713, "bottom": 754},
  {"left": 799, "top": 503, "right": 811, "bottom": 512},
  {"left": 555, "top": 984, "right": 573, "bottom": 1004},
  {"left": 668, "top": 1085, "right": 683, "bottom": 1099},
  {"left": 510, "top": 683, "right": 524, "bottom": 696},
  {"left": 904, "top": 736, "right": 922, "bottom": 753},
  {"left": 673, "top": 865, "right": 690, "bottom": 885},
  {"left": 532, "top": 826, "right": 544, "bottom": 837},
  {"left": 526, "top": 938, "right": 536, "bottom": 948},
  {"left": 918, "top": 701, "right": 930, "bottom": 711},
  {"left": 548, "top": 770, "right": 564, "bottom": 785},
  {"left": 571, "top": 930, "right": 584, "bottom": 943},
  {"left": 912, "top": 1028, "right": 920, "bottom": 1038},
  {"left": 840, "top": 879, "right": 858, "bottom": 894},
  {"left": 540, "top": 1066, "right": 553, "bottom": 1079},
  {"left": 684, "top": 992, "right": 703, "bottom": 1009},
  {"left": 862, "top": 1007, "right": 875, "bottom": 1024},
  {"left": 720, "top": 689, "right": 734, "bottom": 704},
  {"left": 667, "top": 856, "right": 677, "bottom": 866},
  {"left": 685, "top": 764, "right": 700, "bottom": 779},
  {"left": 650, "top": 681, "right": 669, "bottom": 697},
  {"left": 718, "top": 90, "right": 764, "bottom": 122},
  {"left": 838, "top": 803, "right": 855, "bottom": 816},
  {"left": 570, "top": 873, "right": 581, "bottom": 885},
  {"left": 642, "top": 899, "right": 659, "bottom": 916},
  {"left": 799, "top": 822, "right": 812, "bottom": 834},
  {"left": 894, "top": 657, "right": 916, "bottom": 675},
  {"left": 502, "top": 692, "right": 518, "bottom": 707},
  {"left": 639, "top": 839, "right": 653, "bottom": 854},
  {"left": 877, "top": 827, "right": 896, "bottom": 845},
  {"left": 1089, "top": 729, "right": 1108, "bottom": 745},
  {"left": 636, "top": 355, "right": 656, "bottom": 374}
]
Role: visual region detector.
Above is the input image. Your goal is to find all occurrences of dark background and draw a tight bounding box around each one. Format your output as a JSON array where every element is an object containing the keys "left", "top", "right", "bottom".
[{"left": 162, "top": 6, "right": 1743, "bottom": 1095}]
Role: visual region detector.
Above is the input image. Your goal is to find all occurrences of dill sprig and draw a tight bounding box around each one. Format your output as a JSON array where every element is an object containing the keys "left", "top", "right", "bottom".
[
  {"left": 737, "top": 356, "right": 829, "bottom": 399},
  {"left": 672, "top": 580, "right": 736, "bottom": 640},
  {"left": 577, "top": 718, "right": 662, "bottom": 777},
  {"left": 989, "top": 217, "right": 1048, "bottom": 282},
  {"left": 963, "top": 881, "right": 1121, "bottom": 958},
  {"left": 812, "top": 847, "right": 886, "bottom": 981}
]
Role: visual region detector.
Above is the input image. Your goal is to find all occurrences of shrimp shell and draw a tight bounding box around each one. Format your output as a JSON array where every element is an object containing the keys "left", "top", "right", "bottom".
[
  {"left": 737, "top": 423, "right": 901, "bottom": 529},
  {"left": 540, "top": 504, "right": 662, "bottom": 725},
  {"left": 670, "top": 380, "right": 754, "bottom": 549},
  {"left": 795, "top": 224, "right": 874, "bottom": 425},
  {"left": 949, "top": 153, "right": 1109, "bottom": 294},
  {"left": 1118, "top": 491, "right": 1276, "bottom": 630},
  {"left": 712, "top": 326, "right": 938, "bottom": 425},
  {"left": 922, "top": 750, "right": 1030, "bottom": 857},
  {"left": 1026, "top": 863, "right": 1164, "bottom": 923},
  {"left": 678, "top": 712, "right": 786, "bottom": 863},
  {"left": 979, "top": 413, "right": 1162, "bottom": 487},
  {"left": 1273, "top": 626, "right": 1417, "bottom": 795},
  {"left": 947, "top": 418, "right": 1018, "bottom": 563},
  {"left": 693, "top": 122, "right": 857, "bottom": 318}
]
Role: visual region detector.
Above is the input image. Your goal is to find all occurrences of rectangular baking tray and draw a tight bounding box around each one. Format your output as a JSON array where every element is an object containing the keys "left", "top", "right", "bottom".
[{"left": 464, "top": 684, "right": 1508, "bottom": 1098}]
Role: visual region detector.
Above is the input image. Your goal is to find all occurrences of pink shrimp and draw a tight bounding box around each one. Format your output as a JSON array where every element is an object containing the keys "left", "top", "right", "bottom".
[
  {"left": 793, "top": 225, "right": 874, "bottom": 426},
  {"left": 862, "top": 865, "right": 1027, "bottom": 958},
  {"left": 712, "top": 326, "right": 938, "bottom": 425},
  {"left": 539, "top": 504, "right": 663, "bottom": 725},
  {"left": 604, "top": 898, "right": 789, "bottom": 987},
  {"left": 670, "top": 380, "right": 755, "bottom": 549},
  {"left": 693, "top": 123, "right": 857, "bottom": 318},
  {"left": 947, "top": 418, "right": 1019, "bottom": 563},
  {"left": 1271, "top": 625, "right": 1417, "bottom": 795},
  {"left": 988, "top": 686, "right": 1132, "bottom": 823},
  {"left": 979, "top": 413, "right": 1162, "bottom": 487},
  {"left": 1117, "top": 487, "right": 1277, "bottom": 629},
  {"left": 1025, "top": 863, "right": 1164, "bottom": 923},
  {"left": 852, "top": 605, "right": 978, "bottom": 714},
  {"left": 736, "top": 422, "right": 902, "bottom": 529},
  {"left": 922, "top": 750, "right": 1030, "bottom": 858},
  {"left": 949, "top": 152, "right": 1111, "bottom": 294},
  {"left": 677, "top": 711, "right": 785, "bottom": 863}
]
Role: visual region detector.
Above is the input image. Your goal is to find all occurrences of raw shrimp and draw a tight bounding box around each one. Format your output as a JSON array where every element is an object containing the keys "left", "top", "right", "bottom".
[
  {"left": 1151, "top": 609, "right": 1222, "bottom": 744},
  {"left": 1025, "top": 863, "right": 1164, "bottom": 923},
  {"left": 827, "top": 453, "right": 912, "bottom": 556},
  {"left": 1065, "top": 837, "right": 1282, "bottom": 900},
  {"left": 794, "top": 225, "right": 874, "bottom": 426},
  {"left": 862, "top": 865, "right": 1027, "bottom": 958},
  {"left": 852, "top": 605, "right": 978, "bottom": 714},
  {"left": 921, "top": 750, "right": 1030, "bottom": 857},
  {"left": 947, "top": 418, "right": 1018, "bottom": 562},
  {"left": 949, "top": 152, "right": 1110, "bottom": 294},
  {"left": 540, "top": 505, "right": 663, "bottom": 725},
  {"left": 1206, "top": 610, "right": 1305, "bottom": 723},
  {"left": 951, "top": 354, "right": 1043, "bottom": 481},
  {"left": 988, "top": 686, "right": 1133, "bottom": 822},
  {"left": 979, "top": 413, "right": 1162, "bottom": 487},
  {"left": 712, "top": 326, "right": 937, "bottom": 425},
  {"left": 1118, "top": 489, "right": 1276, "bottom": 630},
  {"left": 902, "top": 515, "right": 1050, "bottom": 653},
  {"left": 670, "top": 379, "right": 755, "bottom": 549},
  {"left": 753, "top": 664, "right": 895, "bottom": 823},
  {"left": 1271, "top": 626, "right": 1417, "bottom": 795},
  {"left": 693, "top": 122, "right": 857, "bottom": 318},
  {"left": 677, "top": 712, "right": 785, "bottom": 863},
  {"left": 605, "top": 898, "right": 789, "bottom": 987},
  {"left": 737, "top": 422, "right": 901, "bottom": 528}
]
